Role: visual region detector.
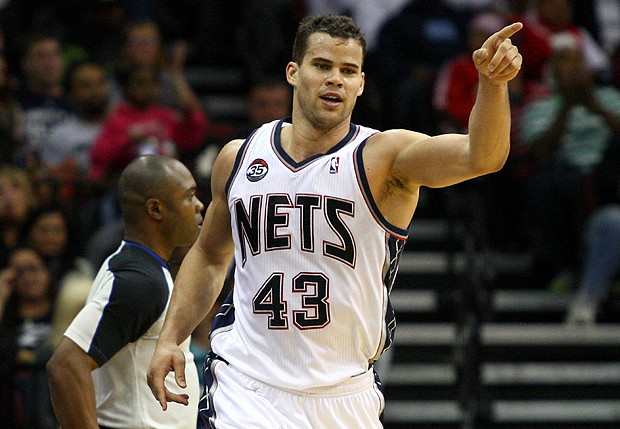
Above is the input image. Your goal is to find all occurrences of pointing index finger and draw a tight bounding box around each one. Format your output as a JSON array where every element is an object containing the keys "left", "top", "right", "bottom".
[{"left": 494, "top": 22, "right": 523, "bottom": 42}]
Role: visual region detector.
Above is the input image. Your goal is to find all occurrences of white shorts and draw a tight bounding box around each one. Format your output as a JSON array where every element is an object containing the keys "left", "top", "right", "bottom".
[{"left": 198, "top": 354, "right": 385, "bottom": 429}]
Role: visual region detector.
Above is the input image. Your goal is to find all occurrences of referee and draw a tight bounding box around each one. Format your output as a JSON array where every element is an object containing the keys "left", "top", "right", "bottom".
[{"left": 47, "top": 155, "right": 204, "bottom": 429}]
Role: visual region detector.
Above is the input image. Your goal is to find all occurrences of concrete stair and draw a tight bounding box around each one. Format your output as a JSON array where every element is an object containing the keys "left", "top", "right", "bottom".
[{"left": 383, "top": 198, "right": 620, "bottom": 429}]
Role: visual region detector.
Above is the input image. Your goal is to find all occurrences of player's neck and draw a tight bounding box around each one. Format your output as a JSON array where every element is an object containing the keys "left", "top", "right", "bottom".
[{"left": 283, "top": 116, "right": 351, "bottom": 162}]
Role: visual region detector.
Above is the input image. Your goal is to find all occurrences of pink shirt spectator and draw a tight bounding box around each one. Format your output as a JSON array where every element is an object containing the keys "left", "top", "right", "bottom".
[{"left": 89, "top": 102, "right": 207, "bottom": 181}]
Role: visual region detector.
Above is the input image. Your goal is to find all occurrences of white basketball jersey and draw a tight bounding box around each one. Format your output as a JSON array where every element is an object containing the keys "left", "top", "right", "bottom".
[{"left": 211, "top": 119, "right": 408, "bottom": 392}]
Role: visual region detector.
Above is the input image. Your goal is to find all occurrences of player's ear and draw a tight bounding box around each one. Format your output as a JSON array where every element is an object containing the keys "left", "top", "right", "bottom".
[
  {"left": 357, "top": 71, "right": 365, "bottom": 96},
  {"left": 286, "top": 62, "right": 298, "bottom": 87},
  {"left": 145, "top": 198, "right": 163, "bottom": 220}
]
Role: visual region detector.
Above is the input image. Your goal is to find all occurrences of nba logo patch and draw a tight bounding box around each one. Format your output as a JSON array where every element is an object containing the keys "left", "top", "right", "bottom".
[
  {"left": 247, "top": 158, "right": 268, "bottom": 182},
  {"left": 329, "top": 156, "right": 339, "bottom": 174}
]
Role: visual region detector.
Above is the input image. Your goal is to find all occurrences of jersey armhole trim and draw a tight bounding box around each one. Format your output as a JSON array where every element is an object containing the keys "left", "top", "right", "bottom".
[
  {"left": 225, "top": 130, "right": 256, "bottom": 197},
  {"left": 354, "top": 140, "right": 409, "bottom": 240}
]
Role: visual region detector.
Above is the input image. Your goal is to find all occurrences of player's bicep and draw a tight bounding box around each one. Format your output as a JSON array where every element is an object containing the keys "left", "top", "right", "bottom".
[
  {"left": 195, "top": 139, "right": 241, "bottom": 265},
  {"left": 196, "top": 194, "right": 234, "bottom": 266},
  {"left": 391, "top": 132, "right": 473, "bottom": 188}
]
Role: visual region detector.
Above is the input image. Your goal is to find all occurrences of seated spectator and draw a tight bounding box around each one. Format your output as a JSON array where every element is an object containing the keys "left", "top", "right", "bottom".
[
  {"left": 232, "top": 76, "right": 292, "bottom": 140},
  {"left": 372, "top": 0, "right": 469, "bottom": 133},
  {"left": 17, "top": 205, "right": 84, "bottom": 282},
  {"left": 432, "top": 10, "right": 547, "bottom": 249},
  {"left": 111, "top": 20, "right": 204, "bottom": 116},
  {"left": 42, "top": 60, "right": 112, "bottom": 205},
  {"left": 196, "top": 0, "right": 301, "bottom": 82},
  {"left": 433, "top": 11, "right": 507, "bottom": 133},
  {"left": 0, "top": 246, "right": 58, "bottom": 429},
  {"left": 194, "top": 76, "right": 291, "bottom": 201},
  {"left": 15, "top": 33, "right": 72, "bottom": 168},
  {"left": 566, "top": 204, "right": 620, "bottom": 324},
  {"left": 518, "top": 0, "right": 611, "bottom": 82},
  {"left": 499, "top": 0, "right": 553, "bottom": 83},
  {"left": 89, "top": 65, "right": 207, "bottom": 225},
  {"left": 520, "top": 40, "right": 620, "bottom": 286},
  {"left": 0, "top": 165, "right": 37, "bottom": 265},
  {"left": 90, "top": 65, "right": 207, "bottom": 184},
  {"left": 566, "top": 127, "right": 620, "bottom": 324}
]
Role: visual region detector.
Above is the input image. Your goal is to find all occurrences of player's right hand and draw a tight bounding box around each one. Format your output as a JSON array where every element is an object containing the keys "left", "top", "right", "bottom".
[
  {"left": 473, "top": 22, "right": 523, "bottom": 85},
  {"left": 147, "top": 341, "right": 189, "bottom": 411}
]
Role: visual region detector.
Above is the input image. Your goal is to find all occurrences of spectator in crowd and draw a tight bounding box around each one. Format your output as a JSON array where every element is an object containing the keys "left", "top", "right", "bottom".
[
  {"left": 91, "top": 64, "right": 207, "bottom": 181},
  {"left": 89, "top": 65, "right": 207, "bottom": 224},
  {"left": 498, "top": 0, "right": 554, "bottom": 83},
  {"left": 432, "top": 9, "right": 549, "bottom": 249},
  {"left": 17, "top": 205, "right": 83, "bottom": 282},
  {"left": 111, "top": 20, "right": 204, "bottom": 115},
  {"left": 0, "top": 165, "right": 37, "bottom": 265},
  {"left": 432, "top": 10, "right": 512, "bottom": 247},
  {"left": 0, "top": 1, "right": 71, "bottom": 69},
  {"left": 566, "top": 204, "right": 620, "bottom": 324},
  {"left": 571, "top": 0, "right": 620, "bottom": 59},
  {"left": 520, "top": 40, "right": 620, "bottom": 287},
  {"left": 433, "top": 11, "right": 508, "bottom": 133},
  {"left": 0, "top": 54, "right": 24, "bottom": 164},
  {"left": 517, "top": 0, "right": 611, "bottom": 82},
  {"left": 59, "top": 0, "right": 128, "bottom": 70},
  {"left": 194, "top": 75, "right": 292, "bottom": 201},
  {"left": 42, "top": 60, "right": 111, "bottom": 205},
  {"left": 235, "top": 76, "right": 292, "bottom": 140},
  {"left": 15, "top": 33, "right": 72, "bottom": 168},
  {"left": 0, "top": 245, "right": 58, "bottom": 429},
  {"left": 372, "top": 0, "right": 469, "bottom": 133},
  {"left": 566, "top": 123, "right": 620, "bottom": 324}
]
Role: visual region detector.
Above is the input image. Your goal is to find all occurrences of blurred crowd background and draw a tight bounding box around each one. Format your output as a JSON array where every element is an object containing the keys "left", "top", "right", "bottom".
[{"left": 1, "top": 0, "right": 620, "bottom": 428}]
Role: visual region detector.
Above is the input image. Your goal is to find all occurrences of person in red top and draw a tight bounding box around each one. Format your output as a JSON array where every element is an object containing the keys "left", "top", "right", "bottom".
[
  {"left": 89, "top": 65, "right": 207, "bottom": 183},
  {"left": 433, "top": 11, "right": 508, "bottom": 133},
  {"left": 506, "top": 0, "right": 610, "bottom": 83}
]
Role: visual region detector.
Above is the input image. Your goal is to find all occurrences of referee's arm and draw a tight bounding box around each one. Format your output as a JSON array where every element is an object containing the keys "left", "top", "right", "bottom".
[{"left": 47, "top": 337, "right": 100, "bottom": 429}]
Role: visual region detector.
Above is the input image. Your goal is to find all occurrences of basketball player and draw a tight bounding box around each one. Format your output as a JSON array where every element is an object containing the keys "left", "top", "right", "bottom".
[
  {"left": 46, "top": 155, "right": 204, "bottom": 429},
  {"left": 147, "top": 15, "right": 523, "bottom": 428}
]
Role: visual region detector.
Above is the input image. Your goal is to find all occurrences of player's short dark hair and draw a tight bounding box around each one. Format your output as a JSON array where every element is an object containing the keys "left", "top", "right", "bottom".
[{"left": 292, "top": 15, "right": 366, "bottom": 65}]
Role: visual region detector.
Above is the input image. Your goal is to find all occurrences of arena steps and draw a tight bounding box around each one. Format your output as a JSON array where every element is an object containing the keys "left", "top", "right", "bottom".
[
  {"left": 385, "top": 197, "right": 620, "bottom": 428},
  {"left": 383, "top": 322, "right": 620, "bottom": 428}
]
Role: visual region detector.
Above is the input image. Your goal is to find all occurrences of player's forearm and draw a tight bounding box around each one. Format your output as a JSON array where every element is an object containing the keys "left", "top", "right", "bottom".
[
  {"left": 467, "top": 78, "right": 511, "bottom": 172},
  {"left": 160, "top": 246, "right": 229, "bottom": 346},
  {"left": 47, "top": 358, "right": 99, "bottom": 428}
]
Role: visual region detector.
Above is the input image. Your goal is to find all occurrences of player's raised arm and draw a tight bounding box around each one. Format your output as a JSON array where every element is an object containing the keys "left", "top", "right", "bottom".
[
  {"left": 378, "top": 23, "right": 523, "bottom": 191},
  {"left": 467, "top": 22, "right": 522, "bottom": 171}
]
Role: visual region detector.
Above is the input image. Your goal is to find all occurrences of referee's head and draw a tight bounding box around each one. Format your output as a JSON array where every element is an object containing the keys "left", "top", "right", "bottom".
[{"left": 116, "top": 155, "right": 204, "bottom": 256}]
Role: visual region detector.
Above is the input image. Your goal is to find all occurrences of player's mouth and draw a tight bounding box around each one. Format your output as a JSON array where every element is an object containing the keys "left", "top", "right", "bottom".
[{"left": 320, "top": 92, "right": 343, "bottom": 107}]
